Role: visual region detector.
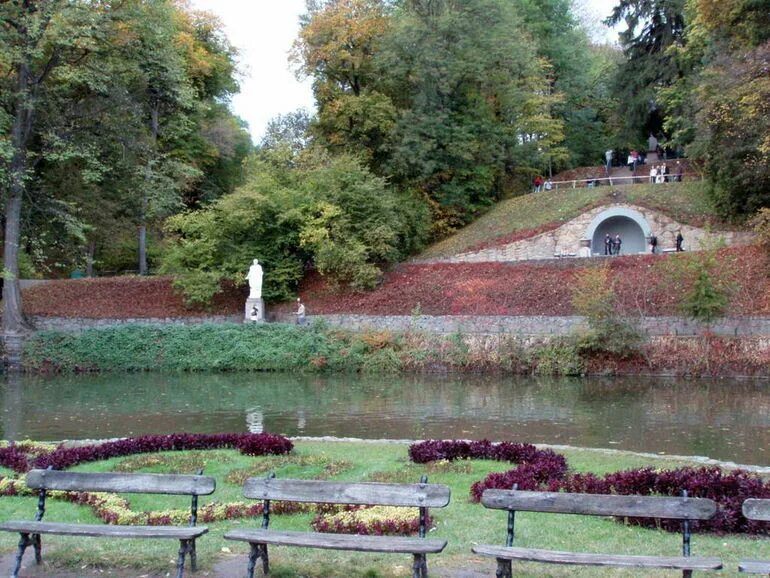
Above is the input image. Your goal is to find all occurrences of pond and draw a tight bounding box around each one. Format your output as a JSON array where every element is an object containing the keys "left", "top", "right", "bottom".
[{"left": 1, "top": 373, "right": 768, "bottom": 466}]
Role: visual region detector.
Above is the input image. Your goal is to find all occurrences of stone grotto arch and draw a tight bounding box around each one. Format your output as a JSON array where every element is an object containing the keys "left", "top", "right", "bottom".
[{"left": 586, "top": 207, "right": 651, "bottom": 255}]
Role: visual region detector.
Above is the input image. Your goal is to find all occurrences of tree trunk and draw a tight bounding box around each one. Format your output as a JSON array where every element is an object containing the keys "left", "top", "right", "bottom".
[
  {"left": 138, "top": 219, "right": 147, "bottom": 275},
  {"left": 86, "top": 238, "right": 96, "bottom": 277},
  {"left": 2, "top": 60, "right": 34, "bottom": 338},
  {"left": 138, "top": 100, "right": 160, "bottom": 276}
]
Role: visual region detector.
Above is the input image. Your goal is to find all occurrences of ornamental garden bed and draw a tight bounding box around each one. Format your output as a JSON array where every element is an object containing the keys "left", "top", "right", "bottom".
[{"left": 0, "top": 437, "right": 767, "bottom": 577}]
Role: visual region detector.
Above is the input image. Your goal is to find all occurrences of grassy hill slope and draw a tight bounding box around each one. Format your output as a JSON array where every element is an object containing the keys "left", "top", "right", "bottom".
[{"left": 419, "top": 182, "right": 729, "bottom": 260}]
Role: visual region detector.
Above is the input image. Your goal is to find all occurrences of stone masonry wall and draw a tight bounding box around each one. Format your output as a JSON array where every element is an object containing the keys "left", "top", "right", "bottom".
[
  {"left": 312, "top": 314, "right": 770, "bottom": 337},
  {"left": 29, "top": 312, "right": 770, "bottom": 338},
  {"left": 31, "top": 315, "right": 242, "bottom": 332},
  {"left": 429, "top": 204, "right": 754, "bottom": 263}
]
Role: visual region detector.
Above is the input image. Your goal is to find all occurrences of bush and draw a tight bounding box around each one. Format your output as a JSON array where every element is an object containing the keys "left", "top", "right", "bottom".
[
  {"left": 23, "top": 323, "right": 370, "bottom": 373},
  {"left": 529, "top": 339, "right": 584, "bottom": 376},
  {"left": 571, "top": 264, "right": 642, "bottom": 357},
  {"left": 0, "top": 433, "right": 294, "bottom": 473}
]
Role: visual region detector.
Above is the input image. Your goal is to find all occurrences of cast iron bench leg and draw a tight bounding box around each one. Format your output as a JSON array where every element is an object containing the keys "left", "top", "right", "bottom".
[
  {"left": 261, "top": 544, "right": 269, "bottom": 575},
  {"left": 190, "top": 538, "right": 197, "bottom": 571},
  {"left": 412, "top": 553, "right": 428, "bottom": 578},
  {"left": 176, "top": 539, "right": 190, "bottom": 578},
  {"left": 496, "top": 558, "right": 512, "bottom": 578},
  {"left": 12, "top": 533, "right": 31, "bottom": 578},
  {"left": 246, "top": 543, "right": 269, "bottom": 578},
  {"left": 32, "top": 533, "right": 42, "bottom": 564}
]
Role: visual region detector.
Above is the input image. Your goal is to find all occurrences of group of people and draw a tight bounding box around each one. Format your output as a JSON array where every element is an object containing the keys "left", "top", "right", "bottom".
[
  {"left": 603, "top": 233, "right": 623, "bottom": 255},
  {"left": 649, "top": 161, "right": 684, "bottom": 183},
  {"left": 532, "top": 175, "right": 553, "bottom": 192},
  {"left": 603, "top": 232, "right": 684, "bottom": 256}
]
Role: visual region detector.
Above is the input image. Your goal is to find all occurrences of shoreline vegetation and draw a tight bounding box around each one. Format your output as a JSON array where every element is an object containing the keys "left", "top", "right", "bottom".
[
  {"left": 21, "top": 322, "right": 770, "bottom": 378},
  {"left": 0, "top": 439, "right": 768, "bottom": 577}
]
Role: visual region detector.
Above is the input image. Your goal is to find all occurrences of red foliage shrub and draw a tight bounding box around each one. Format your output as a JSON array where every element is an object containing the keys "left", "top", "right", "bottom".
[
  {"left": 298, "top": 246, "right": 768, "bottom": 317},
  {"left": 22, "top": 276, "right": 243, "bottom": 319}
]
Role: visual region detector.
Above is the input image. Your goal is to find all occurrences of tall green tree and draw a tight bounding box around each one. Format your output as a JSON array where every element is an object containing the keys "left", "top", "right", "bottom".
[
  {"left": 163, "top": 149, "right": 429, "bottom": 303},
  {"left": 659, "top": 0, "right": 769, "bottom": 217},
  {"left": 0, "top": 0, "right": 244, "bottom": 337},
  {"left": 379, "top": 0, "right": 566, "bottom": 233},
  {"left": 0, "top": 0, "right": 118, "bottom": 334},
  {"left": 606, "top": 0, "right": 686, "bottom": 142}
]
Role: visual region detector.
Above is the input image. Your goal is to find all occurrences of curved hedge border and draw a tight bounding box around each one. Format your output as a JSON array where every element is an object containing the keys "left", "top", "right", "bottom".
[
  {"left": 409, "top": 439, "right": 770, "bottom": 535},
  {"left": 0, "top": 433, "right": 294, "bottom": 473},
  {"left": 0, "top": 434, "right": 420, "bottom": 536},
  {"left": 0, "top": 433, "right": 297, "bottom": 527}
]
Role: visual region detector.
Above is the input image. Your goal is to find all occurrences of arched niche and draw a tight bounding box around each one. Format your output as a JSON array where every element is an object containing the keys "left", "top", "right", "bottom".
[{"left": 586, "top": 207, "right": 651, "bottom": 255}]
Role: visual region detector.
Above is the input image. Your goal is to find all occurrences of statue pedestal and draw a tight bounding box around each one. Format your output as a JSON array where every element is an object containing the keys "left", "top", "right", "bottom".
[{"left": 244, "top": 298, "right": 265, "bottom": 323}]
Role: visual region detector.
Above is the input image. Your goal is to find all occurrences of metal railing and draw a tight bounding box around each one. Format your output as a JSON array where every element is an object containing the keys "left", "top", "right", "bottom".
[{"left": 541, "top": 172, "right": 702, "bottom": 191}]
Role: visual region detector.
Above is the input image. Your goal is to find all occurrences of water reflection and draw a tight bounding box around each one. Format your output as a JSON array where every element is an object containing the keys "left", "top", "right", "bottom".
[{"left": 0, "top": 373, "right": 767, "bottom": 465}]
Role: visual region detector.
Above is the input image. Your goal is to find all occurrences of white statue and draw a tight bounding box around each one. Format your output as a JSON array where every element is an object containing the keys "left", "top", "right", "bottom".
[{"left": 246, "top": 259, "right": 263, "bottom": 299}]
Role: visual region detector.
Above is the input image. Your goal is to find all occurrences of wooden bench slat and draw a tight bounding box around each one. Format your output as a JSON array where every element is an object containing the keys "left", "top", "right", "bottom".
[
  {"left": 224, "top": 529, "right": 447, "bottom": 554},
  {"left": 739, "top": 560, "right": 770, "bottom": 574},
  {"left": 472, "top": 545, "right": 722, "bottom": 570},
  {"left": 243, "top": 478, "right": 450, "bottom": 508},
  {"left": 481, "top": 490, "right": 717, "bottom": 520},
  {"left": 26, "top": 470, "right": 216, "bottom": 496},
  {"left": 0, "top": 521, "right": 208, "bottom": 540},
  {"left": 742, "top": 499, "right": 770, "bottom": 522}
]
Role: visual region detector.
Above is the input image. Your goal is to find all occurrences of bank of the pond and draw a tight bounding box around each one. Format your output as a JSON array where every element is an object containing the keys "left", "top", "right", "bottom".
[
  {"left": 20, "top": 322, "right": 770, "bottom": 377},
  {"left": 0, "top": 440, "right": 768, "bottom": 577}
]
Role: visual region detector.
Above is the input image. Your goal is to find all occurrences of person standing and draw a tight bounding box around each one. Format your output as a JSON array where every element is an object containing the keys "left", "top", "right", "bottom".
[
  {"left": 675, "top": 161, "right": 684, "bottom": 182},
  {"left": 649, "top": 165, "right": 657, "bottom": 183},
  {"left": 650, "top": 234, "right": 658, "bottom": 254},
  {"left": 295, "top": 297, "right": 306, "bottom": 325},
  {"left": 676, "top": 232, "right": 684, "bottom": 252},
  {"left": 533, "top": 175, "right": 543, "bottom": 192},
  {"left": 605, "top": 149, "right": 613, "bottom": 171},
  {"left": 604, "top": 233, "right": 612, "bottom": 256},
  {"left": 614, "top": 234, "right": 622, "bottom": 255}
]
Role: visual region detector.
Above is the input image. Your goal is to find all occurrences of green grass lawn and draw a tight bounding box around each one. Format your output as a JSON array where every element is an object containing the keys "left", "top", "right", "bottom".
[
  {"left": 418, "top": 182, "right": 730, "bottom": 260},
  {"left": 0, "top": 441, "right": 767, "bottom": 577}
]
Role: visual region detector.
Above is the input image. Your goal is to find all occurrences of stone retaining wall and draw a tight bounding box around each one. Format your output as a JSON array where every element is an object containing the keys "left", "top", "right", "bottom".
[
  {"left": 30, "top": 315, "right": 242, "bottom": 331},
  {"left": 422, "top": 203, "right": 754, "bottom": 263},
  {"left": 28, "top": 313, "right": 770, "bottom": 337},
  {"left": 312, "top": 314, "right": 770, "bottom": 337}
]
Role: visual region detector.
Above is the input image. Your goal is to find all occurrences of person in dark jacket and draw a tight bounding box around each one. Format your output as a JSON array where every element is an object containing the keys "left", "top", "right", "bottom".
[{"left": 676, "top": 232, "right": 684, "bottom": 252}]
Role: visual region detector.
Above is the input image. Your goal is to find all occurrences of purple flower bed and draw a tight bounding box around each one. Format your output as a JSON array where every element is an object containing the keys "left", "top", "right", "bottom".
[
  {"left": 409, "top": 439, "right": 569, "bottom": 486},
  {"left": 0, "top": 446, "right": 31, "bottom": 473},
  {"left": 0, "top": 433, "right": 293, "bottom": 473},
  {"left": 412, "top": 439, "right": 770, "bottom": 536}
]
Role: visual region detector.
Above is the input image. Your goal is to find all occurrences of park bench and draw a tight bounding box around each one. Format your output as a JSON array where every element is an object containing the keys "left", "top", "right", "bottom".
[
  {"left": 0, "top": 469, "right": 216, "bottom": 578},
  {"left": 224, "top": 474, "right": 451, "bottom": 578},
  {"left": 473, "top": 487, "right": 722, "bottom": 578},
  {"left": 739, "top": 498, "right": 770, "bottom": 574}
]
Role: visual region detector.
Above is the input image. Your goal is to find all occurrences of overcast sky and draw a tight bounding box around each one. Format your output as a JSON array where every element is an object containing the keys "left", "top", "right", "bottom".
[{"left": 190, "top": 0, "right": 620, "bottom": 141}]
